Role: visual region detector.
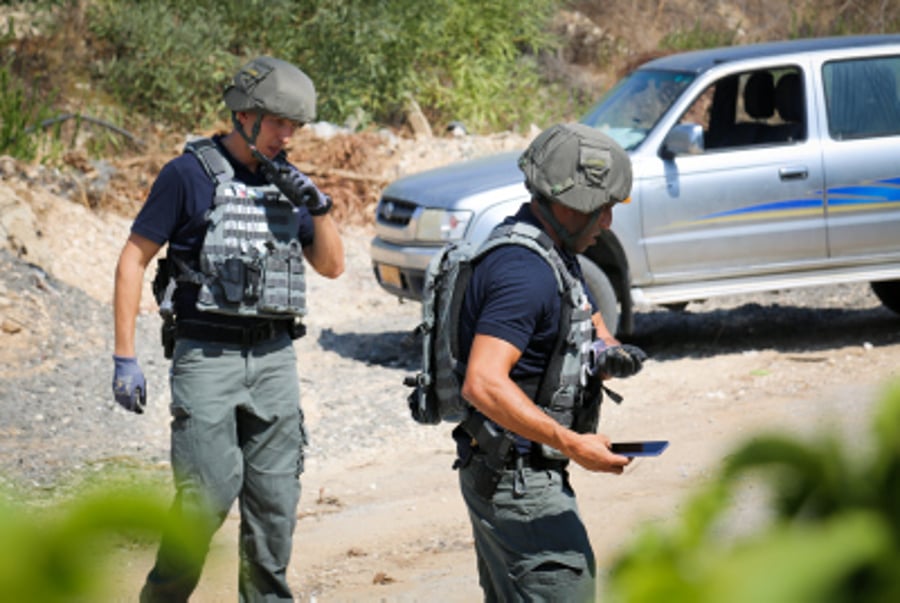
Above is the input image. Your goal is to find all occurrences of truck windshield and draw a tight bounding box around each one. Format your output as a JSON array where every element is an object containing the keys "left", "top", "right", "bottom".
[{"left": 580, "top": 69, "right": 695, "bottom": 151}]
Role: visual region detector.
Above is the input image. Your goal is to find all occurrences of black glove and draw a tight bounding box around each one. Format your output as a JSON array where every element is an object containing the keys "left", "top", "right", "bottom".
[
  {"left": 589, "top": 342, "right": 647, "bottom": 379},
  {"left": 255, "top": 151, "right": 333, "bottom": 216},
  {"left": 278, "top": 164, "right": 333, "bottom": 216}
]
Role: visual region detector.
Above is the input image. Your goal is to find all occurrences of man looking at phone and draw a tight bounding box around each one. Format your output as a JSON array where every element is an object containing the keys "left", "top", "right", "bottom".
[{"left": 452, "top": 123, "right": 647, "bottom": 601}]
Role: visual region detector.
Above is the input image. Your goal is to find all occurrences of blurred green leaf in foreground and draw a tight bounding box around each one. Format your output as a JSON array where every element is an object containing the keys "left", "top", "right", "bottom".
[
  {"left": 608, "top": 379, "right": 900, "bottom": 603},
  {"left": 0, "top": 480, "right": 205, "bottom": 603}
]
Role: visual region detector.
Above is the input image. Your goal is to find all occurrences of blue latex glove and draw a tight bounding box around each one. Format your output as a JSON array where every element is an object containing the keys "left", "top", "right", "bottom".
[
  {"left": 280, "top": 165, "right": 333, "bottom": 216},
  {"left": 588, "top": 341, "right": 647, "bottom": 379},
  {"left": 112, "top": 355, "right": 146, "bottom": 414}
]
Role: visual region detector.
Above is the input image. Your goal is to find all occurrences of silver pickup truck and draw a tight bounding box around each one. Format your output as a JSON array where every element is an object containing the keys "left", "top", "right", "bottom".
[{"left": 371, "top": 34, "right": 900, "bottom": 335}]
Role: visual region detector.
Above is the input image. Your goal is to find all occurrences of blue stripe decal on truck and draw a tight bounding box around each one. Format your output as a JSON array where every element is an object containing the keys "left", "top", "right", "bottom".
[{"left": 663, "top": 177, "right": 900, "bottom": 229}]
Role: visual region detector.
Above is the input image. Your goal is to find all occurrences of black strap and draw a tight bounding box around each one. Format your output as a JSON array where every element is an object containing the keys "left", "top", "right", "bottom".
[
  {"left": 508, "top": 448, "right": 569, "bottom": 471},
  {"left": 175, "top": 319, "right": 296, "bottom": 347},
  {"left": 184, "top": 137, "right": 234, "bottom": 185}
]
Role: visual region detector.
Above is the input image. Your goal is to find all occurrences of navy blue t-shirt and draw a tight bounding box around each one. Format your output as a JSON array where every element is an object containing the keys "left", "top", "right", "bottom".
[
  {"left": 456, "top": 204, "right": 594, "bottom": 454},
  {"left": 458, "top": 204, "right": 592, "bottom": 379},
  {"left": 132, "top": 135, "right": 315, "bottom": 324}
]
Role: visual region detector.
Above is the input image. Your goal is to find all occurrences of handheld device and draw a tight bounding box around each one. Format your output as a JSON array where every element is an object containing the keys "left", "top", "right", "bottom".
[{"left": 611, "top": 440, "right": 669, "bottom": 457}]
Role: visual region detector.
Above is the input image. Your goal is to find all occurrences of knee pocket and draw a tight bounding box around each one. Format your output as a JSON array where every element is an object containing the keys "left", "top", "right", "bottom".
[{"left": 514, "top": 553, "right": 593, "bottom": 596}]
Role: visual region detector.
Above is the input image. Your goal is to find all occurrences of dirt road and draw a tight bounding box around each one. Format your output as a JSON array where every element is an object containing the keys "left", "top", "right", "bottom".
[{"left": 97, "top": 228, "right": 900, "bottom": 602}]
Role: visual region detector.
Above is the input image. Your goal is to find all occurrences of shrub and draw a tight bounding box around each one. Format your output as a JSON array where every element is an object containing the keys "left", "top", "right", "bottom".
[
  {"left": 661, "top": 20, "right": 739, "bottom": 51},
  {"left": 0, "top": 5, "right": 55, "bottom": 161},
  {"left": 288, "top": 0, "right": 563, "bottom": 132},
  {"left": 86, "top": 0, "right": 236, "bottom": 130},
  {"left": 0, "top": 57, "right": 56, "bottom": 161},
  {"left": 83, "top": 0, "right": 567, "bottom": 133},
  {"left": 0, "top": 467, "right": 203, "bottom": 603},
  {"left": 607, "top": 380, "right": 900, "bottom": 603}
]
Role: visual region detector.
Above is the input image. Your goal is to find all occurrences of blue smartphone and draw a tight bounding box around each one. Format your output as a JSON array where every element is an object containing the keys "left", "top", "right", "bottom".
[{"left": 611, "top": 441, "right": 669, "bottom": 457}]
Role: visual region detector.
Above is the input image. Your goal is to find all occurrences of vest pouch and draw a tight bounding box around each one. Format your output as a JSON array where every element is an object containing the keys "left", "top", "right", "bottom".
[
  {"left": 571, "top": 383, "right": 602, "bottom": 435},
  {"left": 219, "top": 257, "right": 246, "bottom": 304},
  {"left": 287, "top": 255, "right": 306, "bottom": 313},
  {"left": 258, "top": 244, "right": 306, "bottom": 316},
  {"left": 259, "top": 252, "right": 289, "bottom": 313},
  {"left": 244, "top": 261, "right": 261, "bottom": 302}
]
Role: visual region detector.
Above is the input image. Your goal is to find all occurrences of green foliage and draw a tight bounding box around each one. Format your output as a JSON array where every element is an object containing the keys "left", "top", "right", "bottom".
[
  {"left": 0, "top": 470, "right": 203, "bottom": 603},
  {"left": 607, "top": 380, "right": 900, "bottom": 603},
  {"left": 177, "top": 0, "right": 310, "bottom": 57},
  {"left": 408, "top": 0, "right": 563, "bottom": 132},
  {"left": 81, "top": 0, "right": 565, "bottom": 133},
  {"left": 0, "top": 58, "right": 56, "bottom": 161},
  {"left": 661, "top": 20, "right": 739, "bottom": 51},
  {"left": 86, "top": 0, "right": 237, "bottom": 129},
  {"left": 289, "top": 0, "right": 562, "bottom": 132}
]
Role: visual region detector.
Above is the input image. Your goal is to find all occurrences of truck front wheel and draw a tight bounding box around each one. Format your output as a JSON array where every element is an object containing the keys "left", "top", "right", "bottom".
[
  {"left": 871, "top": 280, "right": 900, "bottom": 314},
  {"left": 578, "top": 256, "right": 620, "bottom": 336}
]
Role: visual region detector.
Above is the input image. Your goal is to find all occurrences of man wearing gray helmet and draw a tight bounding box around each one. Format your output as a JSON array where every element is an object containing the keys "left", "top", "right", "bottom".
[
  {"left": 452, "top": 123, "right": 646, "bottom": 601},
  {"left": 112, "top": 56, "right": 343, "bottom": 601}
]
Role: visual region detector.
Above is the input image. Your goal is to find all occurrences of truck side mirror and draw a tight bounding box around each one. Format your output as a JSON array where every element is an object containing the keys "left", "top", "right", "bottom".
[{"left": 660, "top": 123, "right": 705, "bottom": 159}]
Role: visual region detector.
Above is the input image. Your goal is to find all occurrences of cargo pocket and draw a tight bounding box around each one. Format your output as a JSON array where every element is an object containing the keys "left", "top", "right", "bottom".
[{"left": 512, "top": 552, "right": 592, "bottom": 600}]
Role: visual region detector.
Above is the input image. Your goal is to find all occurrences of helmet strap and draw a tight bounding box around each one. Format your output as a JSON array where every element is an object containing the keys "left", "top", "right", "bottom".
[
  {"left": 534, "top": 197, "right": 603, "bottom": 254},
  {"left": 232, "top": 112, "right": 264, "bottom": 151},
  {"left": 232, "top": 112, "right": 270, "bottom": 167}
]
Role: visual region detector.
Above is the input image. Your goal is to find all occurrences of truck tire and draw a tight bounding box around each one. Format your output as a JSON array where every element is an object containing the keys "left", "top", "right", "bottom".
[
  {"left": 578, "top": 255, "right": 620, "bottom": 335},
  {"left": 871, "top": 280, "right": 900, "bottom": 314}
]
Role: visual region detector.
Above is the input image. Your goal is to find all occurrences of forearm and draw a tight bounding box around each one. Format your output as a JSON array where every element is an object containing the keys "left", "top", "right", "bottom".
[
  {"left": 462, "top": 333, "right": 629, "bottom": 472},
  {"left": 592, "top": 312, "right": 619, "bottom": 346},
  {"left": 462, "top": 373, "right": 576, "bottom": 455},
  {"left": 113, "top": 234, "right": 160, "bottom": 357},
  {"left": 305, "top": 214, "right": 344, "bottom": 278},
  {"left": 113, "top": 260, "right": 143, "bottom": 357}
]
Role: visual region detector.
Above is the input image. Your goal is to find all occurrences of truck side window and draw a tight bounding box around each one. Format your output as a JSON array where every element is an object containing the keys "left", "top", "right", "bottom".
[
  {"left": 681, "top": 67, "right": 806, "bottom": 151},
  {"left": 824, "top": 55, "right": 900, "bottom": 140}
]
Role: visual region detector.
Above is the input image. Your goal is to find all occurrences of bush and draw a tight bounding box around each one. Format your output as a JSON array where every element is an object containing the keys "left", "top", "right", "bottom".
[
  {"left": 289, "top": 0, "right": 563, "bottom": 132},
  {"left": 0, "top": 8, "right": 55, "bottom": 161},
  {"left": 0, "top": 55, "right": 56, "bottom": 160},
  {"left": 606, "top": 380, "right": 900, "bottom": 603},
  {"left": 0, "top": 467, "right": 203, "bottom": 603},
  {"left": 661, "top": 20, "right": 739, "bottom": 51},
  {"left": 84, "top": 0, "right": 566, "bottom": 133},
  {"left": 86, "top": 0, "right": 237, "bottom": 130}
]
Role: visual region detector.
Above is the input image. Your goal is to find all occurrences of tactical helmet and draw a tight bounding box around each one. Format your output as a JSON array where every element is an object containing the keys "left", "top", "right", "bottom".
[
  {"left": 223, "top": 56, "right": 316, "bottom": 123},
  {"left": 518, "top": 123, "right": 632, "bottom": 213}
]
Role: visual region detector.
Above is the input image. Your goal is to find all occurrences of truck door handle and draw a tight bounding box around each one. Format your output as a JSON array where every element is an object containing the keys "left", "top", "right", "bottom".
[{"left": 779, "top": 166, "right": 808, "bottom": 181}]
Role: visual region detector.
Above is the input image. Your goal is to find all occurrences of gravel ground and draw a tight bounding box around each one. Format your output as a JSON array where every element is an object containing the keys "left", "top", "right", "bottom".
[{"left": 0, "top": 230, "right": 416, "bottom": 491}]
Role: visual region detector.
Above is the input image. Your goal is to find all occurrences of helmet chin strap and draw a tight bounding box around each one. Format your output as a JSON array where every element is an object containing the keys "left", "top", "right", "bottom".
[
  {"left": 534, "top": 197, "right": 602, "bottom": 254},
  {"left": 232, "top": 112, "right": 267, "bottom": 164}
]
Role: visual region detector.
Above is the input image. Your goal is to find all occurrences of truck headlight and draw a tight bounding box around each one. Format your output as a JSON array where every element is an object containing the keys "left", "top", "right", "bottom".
[{"left": 416, "top": 209, "right": 472, "bottom": 242}]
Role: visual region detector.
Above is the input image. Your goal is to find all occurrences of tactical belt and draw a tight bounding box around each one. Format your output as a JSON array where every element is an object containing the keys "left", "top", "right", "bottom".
[
  {"left": 506, "top": 448, "right": 569, "bottom": 472},
  {"left": 174, "top": 319, "right": 303, "bottom": 347},
  {"left": 467, "top": 446, "right": 568, "bottom": 472}
]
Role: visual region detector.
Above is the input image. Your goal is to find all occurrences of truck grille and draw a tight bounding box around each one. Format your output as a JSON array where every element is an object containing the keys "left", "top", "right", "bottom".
[{"left": 376, "top": 197, "right": 417, "bottom": 226}]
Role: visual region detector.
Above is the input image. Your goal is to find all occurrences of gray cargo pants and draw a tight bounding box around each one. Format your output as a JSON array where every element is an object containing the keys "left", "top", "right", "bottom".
[
  {"left": 459, "top": 461, "right": 596, "bottom": 602},
  {"left": 140, "top": 333, "right": 305, "bottom": 602}
]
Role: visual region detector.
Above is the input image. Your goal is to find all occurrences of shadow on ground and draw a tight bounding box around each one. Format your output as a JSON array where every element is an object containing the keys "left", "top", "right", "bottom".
[
  {"left": 317, "top": 300, "right": 900, "bottom": 367},
  {"left": 629, "top": 303, "right": 900, "bottom": 360},
  {"left": 317, "top": 327, "right": 420, "bottom": 369}
]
